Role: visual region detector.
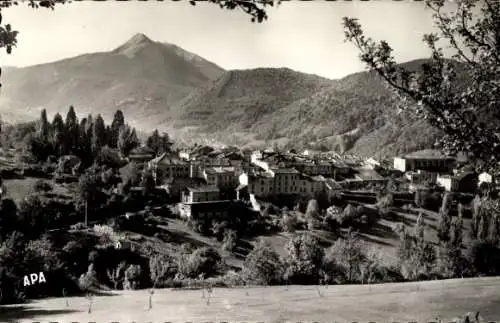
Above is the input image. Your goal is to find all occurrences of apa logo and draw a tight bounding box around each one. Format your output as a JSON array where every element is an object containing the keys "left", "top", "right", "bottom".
[{"left": 23, "top": 272, "right": 47, "bottom": 286}]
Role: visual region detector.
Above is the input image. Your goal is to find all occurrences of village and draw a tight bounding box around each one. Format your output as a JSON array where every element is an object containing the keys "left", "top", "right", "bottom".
[{"left": 125, "top": 142, "right": 496, "bottom": 221}]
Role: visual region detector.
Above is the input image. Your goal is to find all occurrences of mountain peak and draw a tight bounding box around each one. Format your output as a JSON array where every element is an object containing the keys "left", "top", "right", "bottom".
[
  {"left": 127, "top": 33, "right": 153, "bottom": 45},
  {"left": 113, "top": 33, "right": 155, "bottom": 57}
]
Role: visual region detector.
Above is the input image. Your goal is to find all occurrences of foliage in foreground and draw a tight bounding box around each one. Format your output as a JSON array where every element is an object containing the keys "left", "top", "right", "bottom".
[{"left": 343, "top": 0, "right": 500, "bottom": 173}]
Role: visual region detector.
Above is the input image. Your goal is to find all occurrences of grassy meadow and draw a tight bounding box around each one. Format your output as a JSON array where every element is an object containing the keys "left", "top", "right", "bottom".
[{"left": 1, "top": 277, "right": 500, "bottom": 323}]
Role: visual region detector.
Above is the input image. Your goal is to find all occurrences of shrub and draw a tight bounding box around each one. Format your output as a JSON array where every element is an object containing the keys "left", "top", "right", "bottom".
[
  {"left": 79, "top": 264, "right": 98, "bottom": 292},
  {"left": 280, "top": 213, "right": 299, "bottom": 233},
  {"left": 96, "top": 146, "right": 126, "bottom": 169},
  {"left": 71, "top": 222, "right": 87, "bottom": 230},
  {"left": 242, "top": 240, "right": 283, "bottom": 286},
  {"left": 222, "top": 230, "right": 237, "bottom": 252},
  {"left": 377, "top": 193, "right": 394, "bottom": 209},
  {"left": 328, "top": 204, "right": 365, "bottom": 227},
  {"left": 107, "top": 262, "right": 127, "bottom": 290},
  {"left": 92, "top": 224, "right": 123, "bottom": 246},
  {"left": 325, "top": 230, "right": 364, "bottom": 283},
  {"left": 33, "top": 180, "right": 53, "bottom": 193},
  {"left": 123, "top": 264, "right": 142, "bottom": 290},
  {"left": 221, "top": 270, "right": 246, "bottom": 287},
  {"left": 322, "top": 214, "right": 340, "bottom": 233},
  {"left": 307, "top": 217, "right": 322, "bottom": 230},
  {"left": 282, "top": 234, "right": 324, "bottom": 284},
  {"left": 149, "top": 254, "right": 176, "bottom": 287},
  {"left": 179, "top": 247, "right": 222, "bottom": 279},
  {"left": 305, "top": 199, "right": 320, "bottom": 219}
]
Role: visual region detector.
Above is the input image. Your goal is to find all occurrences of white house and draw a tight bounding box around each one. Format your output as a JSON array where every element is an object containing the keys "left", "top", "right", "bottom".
[
  {"left": 393, "top": 155, "right": 455, "bottom": 173},
  {"left": 239, "top": 173, "right": 249, "bottom": 186},
  {"left": 436, "top": 174, "right": 454, "bottom": 191},
  {"left": 478, "top": 172, "right": 494, "bottom": 186}
]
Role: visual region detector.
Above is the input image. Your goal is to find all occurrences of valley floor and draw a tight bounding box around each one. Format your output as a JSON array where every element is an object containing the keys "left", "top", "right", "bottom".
[{"left": 2, "top": 277, "right": 500, "bottom": 322}]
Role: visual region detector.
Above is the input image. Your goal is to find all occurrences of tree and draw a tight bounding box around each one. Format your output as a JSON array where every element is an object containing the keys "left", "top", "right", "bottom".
[
  {"left": 0, "top": 198, "right": 18, "bottom": 240},
  {"left": 64, "top": 106, "right": 79, "bottom": 154},
  {"left": 305, "top": 199, "right": 319, "bottom": 219},
  {"left": 120, "top": 162, "right": 140, "bottom": 188},
  {"left": 451, "top": 209, "right": 464, "bottom": 249},
  {"left": 91, "top": 114, "right": 106, "bottom": 157},
  {"left": 179, "top": 247, "right": 222, "bottom": 279},
  {"left": 0, "top": 231, "right": 27, "bottom": 304},
  {"left": 38, "top": 109, "right": 50, "bottom": 142},
  {"left": 107, "top": 262, "right": 126, "bottom": 290},
  {"left": 146, "top": 130, "right": 161, "bottom": 155},
  {"left": 377, "top": 192, "right": 394, "bottom": 210},
  {"left": 149, "top": 254, "right": 173, "bottom": 288},
  {"left": 326, "top": 229, "right": 364, "bottom": 283},
  {"left": 79, "top": 263, "right": 98, "bottom": 292},
  {"left": 141, "top": 169, "right": 156, "bottom": 196},
  {"left": 146, "top": 130, "right": 172, "bottom": 156},
  {"left": 477, "top": 212, "right": 489, "bottom": 242},
  {"left": 78, "top": 167, "right": 103, "bottom": 225},
  {"left": 26, "top": 132, "right": 52, "bottom": 162},
  {"left": 343, "top": 0, "right": 500, "bottom": 173},
  {"left": 117, "top": 125, "right": 140, "bottom": 156},
  {"left": 489, "top": 214, "right": 500, "bottom": 245},
  {"left": 110, "top": 110, "right": 125, "bottom": 148},
  {"left": 123, "top": 264, "right": 142, "bottom": 290},
  {"left": 402, "top": 213, "right": 436, "bottom": 280},
  {"left": 242, "top": 240, "right": 282, "bottom": 286},
  {"left": 51, "top": 113, "right": 65, "bottom": 156},
  {"left": 25, "top": 236, "right": 63, "bottom": 275},
  {"left": 415, "top": 212, "right": 425, "bottom": 242},
  {"left": 17, "top": 195, "right": 46, "bottom": 238},
  {"left": 220, "top": 229, "right": 236, "bottom": 252},
  {"left": 76, "top": 117, "right": 92, "bottom": 159},
  {"left": 437, "top": 203, "right": 452, "bottom": 244},
  {"left": 282, "top": 233, "right": 324, "bottom": 284}
]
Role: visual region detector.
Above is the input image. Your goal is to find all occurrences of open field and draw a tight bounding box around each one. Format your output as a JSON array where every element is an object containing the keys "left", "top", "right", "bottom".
[
  {"left": 1, "top": 277, "right": 500, "bottom": 322},
  {"left": 3, "top": 178, "right": 72, "bottom": 204}
]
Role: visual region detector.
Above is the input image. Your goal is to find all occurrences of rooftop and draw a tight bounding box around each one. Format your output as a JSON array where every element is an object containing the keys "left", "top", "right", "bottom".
[
  {"left": 162, "top": 177, "right": 207, "bottom": 185},
  {"left": 205, "top": 166, "right": 235, "bottom": 174},
  {"left": 325, "top": 179, "right": 342, "bottom": 189},
  {"left": 271, "top": 168, "right": 300, "bottom": 174},
  {"left": 354, "top": 168, "right": 385, "bottom": 181},
  {"left": 150, "top": 153, "right": 188, "bottom": 165},
  {"left": 403, "top": 149, "right": 454, "bottom": 160},
  {"left": 310, "top": 175, "right": 326, "bottom": 182},
  {"left": 183, "top": 200, "right": 233, "bottom": 206},
  {"left": 186, "top": 186, "right": 220, "bottom": 193}
]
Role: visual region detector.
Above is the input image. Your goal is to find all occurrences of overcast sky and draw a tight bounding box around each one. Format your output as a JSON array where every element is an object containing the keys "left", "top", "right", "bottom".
[{"left": 0, "top": 1, "right": 444, "bottom": 79}]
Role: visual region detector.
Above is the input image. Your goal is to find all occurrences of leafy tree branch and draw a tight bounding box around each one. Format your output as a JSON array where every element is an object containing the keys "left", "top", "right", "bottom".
[{"left": 343, "top": 0, "right": 500, "bottom": 172}]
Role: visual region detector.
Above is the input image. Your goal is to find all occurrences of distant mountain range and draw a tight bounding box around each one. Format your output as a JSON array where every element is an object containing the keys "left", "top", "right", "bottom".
[
  {"left": 0, "top": 33, "right": 444, "bottom": 158},
  {"left": 0, "top": 33, "right": 224, "bottom": 124}
]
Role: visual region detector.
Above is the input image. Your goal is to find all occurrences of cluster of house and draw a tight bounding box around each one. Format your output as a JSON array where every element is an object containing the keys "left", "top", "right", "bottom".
[
  {"left": 393, "top": 150, "right": 496, "bottom": 193},
  {"left": 128, "top": 145, "right": 393, "bottom": 218},
  {"left": 128, "top": 143, "right": 494, "bottom": 220},
  {"left": 128, "top": 145, "right": 243, "bottom": 219},
  {"left": 237, "top": 150, "right": 387, "bottom": 201}
]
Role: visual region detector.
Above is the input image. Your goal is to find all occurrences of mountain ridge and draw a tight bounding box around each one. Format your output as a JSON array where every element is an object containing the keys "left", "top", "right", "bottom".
[
  {"left": 0, "top": 34, "right": 226, "bottom": 129},
  {"left": 0, "top": 34, "right": 449, "bottom": 157},
  {"left": 163, "top": 61, "right": 444, "bottom": 158}
]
